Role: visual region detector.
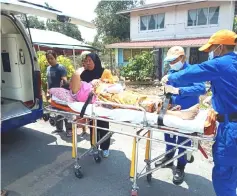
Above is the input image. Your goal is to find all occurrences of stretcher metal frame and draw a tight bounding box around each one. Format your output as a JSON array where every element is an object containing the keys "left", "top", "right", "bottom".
[{"left": 44, "top": 101, "right": 215, "bottom": 196}]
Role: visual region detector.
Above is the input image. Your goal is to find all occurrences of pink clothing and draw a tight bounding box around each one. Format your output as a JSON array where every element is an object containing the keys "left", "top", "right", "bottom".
[
  {"left": 70, "top": 81, "right": 96, "bottom": 103},
  {"left": 49, "top": 88, "right": 75, "bottom": 103}
]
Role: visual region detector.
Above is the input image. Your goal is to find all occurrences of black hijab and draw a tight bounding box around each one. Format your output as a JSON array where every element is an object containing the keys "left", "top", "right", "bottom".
[{"left": 80, "top": 53, "right": 104, "bottom": 83}]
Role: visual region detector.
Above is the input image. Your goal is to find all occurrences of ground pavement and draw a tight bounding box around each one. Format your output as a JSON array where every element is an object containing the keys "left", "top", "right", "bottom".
[{"left": 1, "top": 120, "right": 215, "bottom": 196}]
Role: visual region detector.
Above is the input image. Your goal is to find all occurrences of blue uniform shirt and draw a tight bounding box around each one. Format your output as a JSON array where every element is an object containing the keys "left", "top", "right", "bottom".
[
  {"left": 47, "top": 64, "right": 67, "bottom": 89},
  {"left": 168, "top": 62, "right": 206, "bottom": 109},
  {"left": 168, "top": 52, "right": 237, "bottom": 167},
  {"left": 168, "top": 52, "right": 237, "bottom": 115}
]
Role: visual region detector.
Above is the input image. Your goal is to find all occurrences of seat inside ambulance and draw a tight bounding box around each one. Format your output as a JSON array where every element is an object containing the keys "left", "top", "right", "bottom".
[{"left": 1, "top": 14, "right": 34, "bottom": 121}]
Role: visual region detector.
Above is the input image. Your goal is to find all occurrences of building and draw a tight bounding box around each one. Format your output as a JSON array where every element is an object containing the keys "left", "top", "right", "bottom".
[{"left": 106, "top": 0, "right": 235, "bottom": 73}]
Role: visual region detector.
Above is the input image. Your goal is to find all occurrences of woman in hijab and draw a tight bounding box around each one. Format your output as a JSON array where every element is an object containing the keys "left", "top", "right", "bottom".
[{"left": 80, "top": 53, "right": 111, "bottom": 158}]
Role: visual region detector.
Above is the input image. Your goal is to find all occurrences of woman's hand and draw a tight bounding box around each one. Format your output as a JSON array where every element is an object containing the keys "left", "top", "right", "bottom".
[
  {"left": 76, "top": 67, "right": 85, "bottom": 75},
  {"left": 91, "top": 79, "right": 100, "bottom": 87}
]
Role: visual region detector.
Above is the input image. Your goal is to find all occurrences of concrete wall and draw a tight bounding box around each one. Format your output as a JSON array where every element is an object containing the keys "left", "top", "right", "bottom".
[{"left": 130, "top": 1, "right": 235, "bottom": 41}]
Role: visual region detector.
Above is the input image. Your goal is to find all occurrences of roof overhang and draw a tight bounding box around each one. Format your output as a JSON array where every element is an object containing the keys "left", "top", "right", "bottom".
[
  {"left": 106, "top": 37, "right": 209, "bottom": 49},
  {"left": 34, "top": 43, "right": 98, "bottom": 51},
  {"left": 117, "top": 0, "right": 208, "bottom": 15}
]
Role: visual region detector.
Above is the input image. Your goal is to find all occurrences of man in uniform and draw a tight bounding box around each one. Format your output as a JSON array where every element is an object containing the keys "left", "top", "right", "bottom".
[
  {"left": 155, "top": 46, "right": 206, "bottom": 185},
  {"left": 161, "top": 29, "right": 237, "bottom": 196}
]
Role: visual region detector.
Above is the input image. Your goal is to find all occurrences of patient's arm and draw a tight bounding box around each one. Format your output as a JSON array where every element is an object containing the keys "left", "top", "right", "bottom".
[{"left": 166, "top": 104, "right": 199, "bottom": 120}]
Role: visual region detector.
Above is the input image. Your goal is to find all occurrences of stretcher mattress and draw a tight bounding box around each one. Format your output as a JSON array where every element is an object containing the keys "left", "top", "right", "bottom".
[{"left": 50, "top": 96, "right": 216, "bottom": 135}]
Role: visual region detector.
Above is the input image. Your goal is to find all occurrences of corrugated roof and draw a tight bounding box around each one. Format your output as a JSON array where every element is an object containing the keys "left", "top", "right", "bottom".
[
  {"left": 29, "top": 28, "right": 96, "bottom": 50},
  {"left": 106, "top": 37, "right": 209, "bottom": 49}
]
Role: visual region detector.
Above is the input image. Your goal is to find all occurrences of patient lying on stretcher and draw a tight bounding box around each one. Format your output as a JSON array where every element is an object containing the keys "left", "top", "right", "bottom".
[{"left": 50, "top": 71, "right": 199, "bottom": 121}]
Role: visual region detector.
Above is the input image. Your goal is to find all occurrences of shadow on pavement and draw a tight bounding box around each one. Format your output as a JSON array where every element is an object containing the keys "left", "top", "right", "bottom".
[
  {"left": 1, "top": 127, "right": 214, "bottom": 196},
  {"left": 138, "top": 173, "right": 215, "bottom": 196}
]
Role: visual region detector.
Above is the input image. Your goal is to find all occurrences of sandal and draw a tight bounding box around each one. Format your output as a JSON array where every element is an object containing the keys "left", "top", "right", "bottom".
[{"left": 1, "top": 190, "right": 8, "bottom": 196}]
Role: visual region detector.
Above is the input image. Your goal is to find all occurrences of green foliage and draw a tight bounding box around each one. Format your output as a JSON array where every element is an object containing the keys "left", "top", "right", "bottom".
[
  {"left": 121, "top": 51, "right": 154, "bottom": 81},
  {"left": 46, "top": 20, "right": 83, "bottom": 41},
  {"left": 94, "top": 1, "right": 132, "bottom": 40},
  {"left": 19, "top": 15, "right": 46, "bottom": 30},
  {"left": 94, "top": 0, "right": 145, "bottom": 41},
  {"left": 19, "top": 2, "right": 82, "bottom": 41},
  {"left": 233, "top": 16, "right": 237, "bottom": 33},
  {"left": 37, "top": 51, "right": 75, "bottom": 93}
]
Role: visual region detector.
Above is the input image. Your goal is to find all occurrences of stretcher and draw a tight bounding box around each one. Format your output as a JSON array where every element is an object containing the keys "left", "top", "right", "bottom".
[{"left": 44, "top": 94, "right": 216, "bottom": 196}]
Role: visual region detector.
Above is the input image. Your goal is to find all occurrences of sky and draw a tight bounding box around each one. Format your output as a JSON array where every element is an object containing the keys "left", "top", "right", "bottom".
[{"left": 29, "top": 0, "right": 164, "bottom": 42}]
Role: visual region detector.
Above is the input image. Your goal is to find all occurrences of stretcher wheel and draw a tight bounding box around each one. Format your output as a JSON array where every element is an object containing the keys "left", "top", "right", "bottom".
[
  {"left": 187, "top": 155, "right": 194, "bottom": 163},
  {"left": 146, "top": 173, "right": 152, "bottom": 183},
  {"left": 131, "top": 190, "right": 138, "bottom": 196},
  {"left": 94, "top": 155, "right": 101, "bottom": 163},
  {"left": 74, "top": 168, "right": 83, "bottom": 179},
  {"left": 49, "top": 118, "right": 56, "bottom": 127},
  {"left": 42, "top": 113, "right": 50, "bottom": 121}
]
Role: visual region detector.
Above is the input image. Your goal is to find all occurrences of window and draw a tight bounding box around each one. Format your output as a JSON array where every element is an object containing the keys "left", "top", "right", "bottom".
[
  {"left": 132, "top": 49, "right": 141, "bottom": 58},
  {"left": 140, "top": 13, "right": 165, "bottom": 31},
  {"left": 197, "top": 8, "right": 208, "bottom": 25},
  {"left": 1, "top": 53, "right": 11, "bottom": 72},
  {"left": 123, "top": 49, "right": 131, "bottom": 62},
  {"left": 140, "top": 16, "right": 148, "bottom": 31},
  {"left": 209, "top": 7, "right": 219, "bottom": 24},
  {"left": 187, "top": 6, "right": 219, "bottom": 26}
]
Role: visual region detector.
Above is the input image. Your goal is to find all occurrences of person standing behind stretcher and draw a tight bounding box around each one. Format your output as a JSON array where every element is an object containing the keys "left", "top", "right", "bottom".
[
  {"left": 155, "top": 46, "right": 206, "bottom": 185},
  {"left": 161, "top": 30, "right": 237, "bottom": 196},
  {"left": 80, "top": 53, "right": 111, "bottom": 158},
  {"left": 46, "top": 50, "right": 72, "bottom": 137}
]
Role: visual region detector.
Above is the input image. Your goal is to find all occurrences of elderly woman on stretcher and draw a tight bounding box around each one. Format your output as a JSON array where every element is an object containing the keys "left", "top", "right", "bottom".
[{"left": 49, "top": 67, "right": 200, "bottom": 121}]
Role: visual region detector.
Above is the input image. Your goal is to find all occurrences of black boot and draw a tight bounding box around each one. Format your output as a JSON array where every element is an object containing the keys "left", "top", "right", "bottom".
[
  {"left": 155, "top": 155, "right": 174, "bottom": 168},
  {"left": 173, "top": 163, "right": 185, "bottom": 185}
]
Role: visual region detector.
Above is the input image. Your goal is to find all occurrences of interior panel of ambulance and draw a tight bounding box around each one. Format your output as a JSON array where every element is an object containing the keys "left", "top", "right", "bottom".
[
  {"left": 1, "top": 0, "right": 94, "bottom": 131},
  {"left": 1, "top": 15, "right": 34, "bottom": 122}
]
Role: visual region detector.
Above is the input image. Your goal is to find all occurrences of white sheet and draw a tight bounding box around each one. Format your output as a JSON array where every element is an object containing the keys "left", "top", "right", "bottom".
[{"left": 51, "top": 96, "right": 207, "bottom": 134}]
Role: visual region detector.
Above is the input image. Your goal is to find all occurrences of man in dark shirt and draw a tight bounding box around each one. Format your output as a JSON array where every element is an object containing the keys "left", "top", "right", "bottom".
[
  {"left": 46, "top": 64, "right": 67, "bottom": 89},
  {"left": 46, "top": 50, "right": 72, "bottom": 136}
]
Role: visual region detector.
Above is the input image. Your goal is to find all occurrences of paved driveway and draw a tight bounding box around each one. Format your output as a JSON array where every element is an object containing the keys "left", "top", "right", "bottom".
[{"left": 1, "top": 120, "right": 215, "bottom": 196}]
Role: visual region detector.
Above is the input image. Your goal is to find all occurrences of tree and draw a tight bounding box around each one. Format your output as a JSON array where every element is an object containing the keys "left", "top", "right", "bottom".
[
  {"left": 20, "top": 15, "right": 46, "bottom": 30},
  {"left": 44, "top": 2, "right": 83, "bottom": 41},
  {"left": 20, "top": 2, "right": 83, "bottom": 41},
  {"left": 46, "top": 20, "right": 83, "bottom": 41},
  {"left": 94, "top": 0, "right": 145, "bottom": 41}
]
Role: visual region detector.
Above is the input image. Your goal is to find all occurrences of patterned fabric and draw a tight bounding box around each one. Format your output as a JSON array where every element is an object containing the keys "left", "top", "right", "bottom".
[
  {"left": 96, "top": 87, "right": 162, "bottom": 113},
  {"left": 49, "top": 88, "right": 75, "bottom": 103},
  {"left": 70, "top": 81, "right": 97, "bottom": 103}
]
